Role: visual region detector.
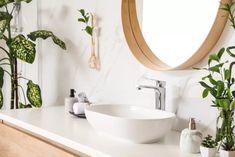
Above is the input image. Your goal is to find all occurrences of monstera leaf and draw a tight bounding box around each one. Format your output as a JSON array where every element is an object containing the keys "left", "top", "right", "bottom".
[
  {"left": 10, "top": 35, "right": 36, "bottom": 63},
  {"left": 27, "top": 80, "right": 42, "bottom": 108},
  {"left": 28, "top": 30, "right": 66, "bottom": 50},
  {"left": 19, "top": 103, "right": 32, "bottom": 109}
]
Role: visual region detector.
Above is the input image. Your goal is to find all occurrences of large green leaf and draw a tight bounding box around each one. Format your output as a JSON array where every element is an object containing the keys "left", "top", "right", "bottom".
[
  {"left": 0, "top": 89, "right": 3, "bottom": 109},
  {"left": 0, "top": 67, "right": 4, "bottom": 88},
  {"left": 27, "top": 30, "right": 66, "bottom": 50},
  {"left": 27, "top": 80, "right": 42, "bottom": 108},
  {"left": 10, "top": 35, "right": 36, "bottom": 63}
]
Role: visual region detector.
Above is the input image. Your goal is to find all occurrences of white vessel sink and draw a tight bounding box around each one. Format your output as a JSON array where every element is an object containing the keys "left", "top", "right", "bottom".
[{"left": 85, "top": 104, "right": 175, "bottom": 144}]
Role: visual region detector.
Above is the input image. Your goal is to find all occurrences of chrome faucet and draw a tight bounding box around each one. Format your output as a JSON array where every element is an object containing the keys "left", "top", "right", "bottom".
[{"left": 137, "top": 80, "right": 166, "bottom": 110}]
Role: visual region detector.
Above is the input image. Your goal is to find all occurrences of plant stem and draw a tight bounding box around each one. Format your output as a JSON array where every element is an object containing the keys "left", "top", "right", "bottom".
[{"left": 14, "top": 57, "right": 18, "bottom": 109}]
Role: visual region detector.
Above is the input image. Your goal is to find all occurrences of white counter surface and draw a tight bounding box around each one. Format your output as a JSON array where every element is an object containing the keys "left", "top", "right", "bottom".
[{"left": 0, "top": 106, "right": 200, "bottom": 157}]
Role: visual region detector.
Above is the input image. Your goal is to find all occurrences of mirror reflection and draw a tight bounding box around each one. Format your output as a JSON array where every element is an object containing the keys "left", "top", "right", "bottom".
[{"left": 136, "top": 0, "right": 219, "bottom": 67}]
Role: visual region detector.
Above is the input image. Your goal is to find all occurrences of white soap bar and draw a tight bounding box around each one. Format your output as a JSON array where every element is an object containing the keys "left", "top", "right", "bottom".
[
  {"left": 180, "top": 128, "right": 202, "bottom": 153},
  {"left": 73, "top": 102, "right": 87, "bottom": 115}
]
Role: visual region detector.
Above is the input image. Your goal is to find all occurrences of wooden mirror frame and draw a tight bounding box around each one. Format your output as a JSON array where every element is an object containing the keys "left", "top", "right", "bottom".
[{"left": 122, "top": 0, "right": 231, "bottom": 70}]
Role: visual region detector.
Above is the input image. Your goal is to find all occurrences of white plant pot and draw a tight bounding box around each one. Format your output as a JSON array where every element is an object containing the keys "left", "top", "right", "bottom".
[
  {"left": 200, "top": 146, "right": 217, "bottom": 157},
  {"left": 220, "top": 149, "right": 235, "bottom": 157}
]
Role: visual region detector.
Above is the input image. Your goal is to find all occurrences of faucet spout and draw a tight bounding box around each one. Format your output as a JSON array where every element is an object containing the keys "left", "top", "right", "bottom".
[{"left": 136, "top": 80, "right": 166, "bottom": 110}]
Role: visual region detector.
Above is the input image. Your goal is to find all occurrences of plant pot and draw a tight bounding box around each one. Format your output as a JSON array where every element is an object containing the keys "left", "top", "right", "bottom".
[
  {"left": 200, "top": 146, "right": 217, "bottom": 157},
  {"left": 220, "top": 149, "right": 235, "bottom": 157}
]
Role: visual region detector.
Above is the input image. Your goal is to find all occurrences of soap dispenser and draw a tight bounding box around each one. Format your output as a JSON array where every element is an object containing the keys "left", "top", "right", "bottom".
[
  {"left": 180, "top": 118, "right": 202, "bottom": 153},
  {"left": 64, "top": 89, "right": 78, "bottom": 113}
]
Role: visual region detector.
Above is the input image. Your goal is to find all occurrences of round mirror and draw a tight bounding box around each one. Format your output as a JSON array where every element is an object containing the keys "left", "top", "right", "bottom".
[{"left": 122, "top": 0, "right": 230, "bottom": 70}]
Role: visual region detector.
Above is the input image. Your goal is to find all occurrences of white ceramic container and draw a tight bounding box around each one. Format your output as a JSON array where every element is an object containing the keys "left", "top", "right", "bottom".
[{"left": 200, "top": 146, "right": 217, "bottom": 157}]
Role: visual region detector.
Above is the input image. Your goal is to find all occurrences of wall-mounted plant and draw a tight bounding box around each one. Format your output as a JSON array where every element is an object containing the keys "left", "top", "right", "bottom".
[
  {"left": 78, "top": 9, "right": 99, "bottom": 70},
  {"left": 195, "top": 1, "right": 235, "bottom": 155},
  {"left": 78, "top": 9, "right": 94, "bottom": 37},
  {"left": 0, "top": 0, "right": 66, "bottom": 109}
]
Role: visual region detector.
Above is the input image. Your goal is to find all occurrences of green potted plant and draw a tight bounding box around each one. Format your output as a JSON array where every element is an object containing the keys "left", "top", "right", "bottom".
[
  {"left": 0, "top": 0, "right": 66, "bottom": 109},
  {"left": 200, "top": 135, "right": 217, "bottom": 157},
  {"left": 195, "top": 2, "right": 235, "bottom": 157}
]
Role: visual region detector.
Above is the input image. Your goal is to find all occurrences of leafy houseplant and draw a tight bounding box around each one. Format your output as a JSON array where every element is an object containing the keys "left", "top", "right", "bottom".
[
  {"left": 195, "top": 1, "right": 235, "bottom": 155},
  {"left": 200, "top": 135, "right": 217, "bottom": 157},
  {"left": 0, "top": 0, "right": 66, "bottom": 109}
]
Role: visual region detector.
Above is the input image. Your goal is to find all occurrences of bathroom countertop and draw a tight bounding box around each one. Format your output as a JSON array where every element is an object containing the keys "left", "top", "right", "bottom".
[{"left": 0, "top": 106, "right": 200, "bottom": 157}]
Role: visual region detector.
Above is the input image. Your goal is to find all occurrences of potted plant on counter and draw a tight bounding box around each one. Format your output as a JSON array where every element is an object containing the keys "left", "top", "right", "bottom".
[
  {"left": 200, "top": 135, "right": 217, "bottom": 157},
  {"left": 195, "top": 1, "right": 235, "bottom": 157}
]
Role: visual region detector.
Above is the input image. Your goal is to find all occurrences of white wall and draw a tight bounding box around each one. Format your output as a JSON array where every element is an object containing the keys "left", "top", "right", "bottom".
[{"left": 33, "top": 0, "right": 235, "bottom": 134}]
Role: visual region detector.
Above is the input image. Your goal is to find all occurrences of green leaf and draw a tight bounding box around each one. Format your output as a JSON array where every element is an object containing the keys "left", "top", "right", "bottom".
[
  {"left": 85, "top": 26, "right": 93, "bottom": 36},
  {"left": 216, "top": 80, "right": 225, "bottom": 97},
  {"left": 202, "top": 89, "right": 209, "bottom": 98},
  {"left": 78, "top": 18, "right": 86, "bottom": 23},
  {"left": 208, "top": 54, "right": 219, "bottom": 65},
  {"left": 10, "top": 35, "right": 36, "bottom": 64},
  {"left": 27, "top": 30, "right": 66, "bottom": 50},
  {"left": 27, "top": 80, "right": 42, "bottom": 108},
  {"left": 217, "top": 48, "right": 225, "bottom": 59},
  {"left": 0, "top": 0, "right": 14, "bottom": 7},
  {"left": 19, "top": 103, "right": 32, "bottom": 109},
  {"left": 79, "top": 9, "right": 85, "bottom": 16},
  {"left": 208, "top": 63, "right": 225, "bottom": 73},
  {"left": 0, "top": 67, "right": 4, "bottom": 88},
  {"left": 199, "top": 81, "right": 217, "bottom": 97},
  {"left": 0, "top": 89, "right": 3, "bottom": 109},
  {"left": 216, "top": 98, "right": 231, "bottom": 110},
  {"left": 224, "top": 69, "right": 231, "bottom": 80},
  {"left": 208, "top": 76, "right": 217, "bottom": 85}
]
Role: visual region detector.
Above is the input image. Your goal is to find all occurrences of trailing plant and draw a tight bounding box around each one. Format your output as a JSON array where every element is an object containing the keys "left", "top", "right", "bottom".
[
  {"left": 0, "top": 0, "right": 66, "bottom": 109},
  {"left": 201, "top": 135, "right": 217, "bottom": 148},
  {"left": 195, "top": 1, "right": 235, "bottom": 151},
  {"left": 77, "top": 9, "right": 94, "bottom": 36}
]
